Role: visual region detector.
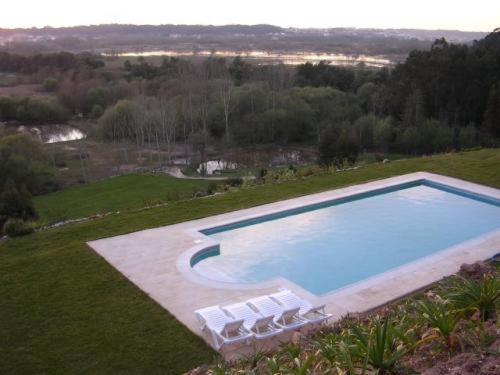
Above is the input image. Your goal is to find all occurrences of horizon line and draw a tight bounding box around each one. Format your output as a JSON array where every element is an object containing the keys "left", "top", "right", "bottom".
[{"left": 0, "top": 23, "right": 492, "bottom": 34}]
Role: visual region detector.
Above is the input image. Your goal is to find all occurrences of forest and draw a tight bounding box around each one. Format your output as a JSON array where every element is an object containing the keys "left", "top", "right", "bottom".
[{"left": 97, "top": 30, "right": 499, "bottom": 159}]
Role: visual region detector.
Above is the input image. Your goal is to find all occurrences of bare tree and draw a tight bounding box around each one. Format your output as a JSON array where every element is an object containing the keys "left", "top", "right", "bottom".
[{"left": 218, "top": 77, "right": 234, "bottom": 143}]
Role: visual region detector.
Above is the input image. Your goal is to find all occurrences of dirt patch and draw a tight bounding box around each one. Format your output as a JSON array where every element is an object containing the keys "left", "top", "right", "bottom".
[
  {"left": 421, "top": 352, "right": 500, "bottom": 375},
  {"left": 0, "top": 84, "right": 52, "bottom": 97}
]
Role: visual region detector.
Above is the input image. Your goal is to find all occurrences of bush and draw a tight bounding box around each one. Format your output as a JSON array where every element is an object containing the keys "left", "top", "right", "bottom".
[
  {"left": 352, "top": 317, "right": 408, "bottom": 373},
  {"left": 42, "top": 78, "right": 59, "bottom": 92},
  {"left": 375, "top": 152, "right": 385, "bottom": 162},
  {"left": 297, "top": 165, "right": 323, "bottom": 178},
  {"left": 3, "top": 218, "right": 34, "bottom": 237},
  {"left": 90, "top": 104, "right": 104, "bottom": 119},
  {"left": 445, "top": 275, "right": 500, "bottom": 321},
  {"left": 225, "top": 177, "right": 243, "bottom": 187},
  {"left": 206, "top": 182, "right": 218, "bottom": 195}
]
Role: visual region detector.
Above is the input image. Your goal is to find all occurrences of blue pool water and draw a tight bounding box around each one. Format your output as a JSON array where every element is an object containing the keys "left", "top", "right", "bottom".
[{"left": 192, "top": 181, "right": 500, "bottom": 295}]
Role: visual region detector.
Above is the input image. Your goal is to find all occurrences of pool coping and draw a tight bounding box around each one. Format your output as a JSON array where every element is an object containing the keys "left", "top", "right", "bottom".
[{"left": 87, "top": 171, "right": 500, "bottom": 356}]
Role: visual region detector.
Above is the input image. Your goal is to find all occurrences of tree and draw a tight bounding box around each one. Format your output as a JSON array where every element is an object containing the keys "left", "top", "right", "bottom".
[
  {"left": 98, "top": 100, "right": 142, "bottom": 142},
  {"left": 459, "top": 123, "right": 478, "bottom": 149},
  {"left": 42, "top": 78, "right": 59, "bottom": 92},
  {"left": 318, "top": 128, "right": 338, "bottom": 167},
  {"left": 0, "top": 180, "right": 37, "bottom": 231},
  {"left": 484, "top": 83, "right": 500, "bottom": 137},
  {"left": 0, "top": 134, "right": 56, "bottom": 195},
  {"left": 229, "top": 56, "right": 251, "bottom": 86},
  {"left": 318, "top": 128, "right": 359, "bottom": 167},
  {"left": 400, "top": 126, "right": 420, "bottom": 154},
  {"left": 402, "top": 88, "right": 425, "bottom": 128},
  {"left": 356, "top": 82, "right": 377, "bottom": 113},
  {"left": 0, "top": 179, "right": 37, "bottom": 220},
  {"left": 189, "top": 130, "right": 210, "bottom": 173},
  {"left": 354, "top": 114, "right": 377, "bottom": 150},
  {"left": 218, "top": 78, "right": 234, "bottom": 142},
  {"left": 373, "top": 117, "right": 394, "bottom": 152}
]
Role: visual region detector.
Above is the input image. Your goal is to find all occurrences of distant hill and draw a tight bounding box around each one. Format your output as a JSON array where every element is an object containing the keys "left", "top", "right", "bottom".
[{"left": 0, "top": 24, "right": 489, "bottom": 59}]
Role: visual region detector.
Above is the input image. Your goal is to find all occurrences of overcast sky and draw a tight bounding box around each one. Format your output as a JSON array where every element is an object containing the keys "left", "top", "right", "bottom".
[{"left": 1, "top": 0, "right": 498, "bottom": 31}]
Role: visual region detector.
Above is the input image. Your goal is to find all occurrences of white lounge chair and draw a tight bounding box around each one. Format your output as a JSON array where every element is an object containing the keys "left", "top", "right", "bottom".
[
  {"left": 223, "top": 302, "right": 282, "bottom": 340},
  {"left": 247, "top": 296, "right": 307, "bottom": 331},
  {"left": 270, "top": 290, "right": 332, "bottom": 324},
  {"left": 194, "top": 305, "right": 253, "bottom": 349}
]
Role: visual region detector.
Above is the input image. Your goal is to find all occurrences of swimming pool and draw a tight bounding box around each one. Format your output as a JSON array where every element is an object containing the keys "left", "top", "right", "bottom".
[{"left": 192, "top": 180, "right": 500, "bottom": 295}]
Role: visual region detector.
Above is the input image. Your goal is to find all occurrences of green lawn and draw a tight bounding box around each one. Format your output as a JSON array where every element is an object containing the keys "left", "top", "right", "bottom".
[
  {"left": 34, "top": 174, "right": 213, "bottom": 225},
  {"left": 1, "top": 149, "right": 499, "bottom": 374}
]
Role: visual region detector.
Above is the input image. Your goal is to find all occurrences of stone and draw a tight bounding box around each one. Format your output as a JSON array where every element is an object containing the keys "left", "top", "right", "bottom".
[{"left": 459, "top": 261, "right": 494, "bottom": 279}]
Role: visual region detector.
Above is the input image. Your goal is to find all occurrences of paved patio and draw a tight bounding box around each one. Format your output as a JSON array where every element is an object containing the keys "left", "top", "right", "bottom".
[{"left": 87, "top": 172, "right": 500, "bottom": 359}]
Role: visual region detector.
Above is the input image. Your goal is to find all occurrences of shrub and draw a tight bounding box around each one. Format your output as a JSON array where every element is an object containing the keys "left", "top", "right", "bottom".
[
  {"left": 297, "top": 165, "right": 323, "bottom": 178},
  {"left": 206, "top": 182, "right": 218, "bottom": 195},
  {"left": 90, "top": 104, "right": 104, "bottom": 119},
  {"left": 415, "top": 299, "right": 461, "bottom": 349},
  {"left": 444, "top": 275, "right": 500, "bottom": 321},
  {"left": 375, "top": 152, "right": 385, "bottom": 162},
  {"left": 225, "top": 177, "right": 243, "bottom": 187},
  {"left": 352, "top": 317, "right": 407, "bottom": 373},
  {"left": 3, "top": 218, "right": 34, "bottom": 237},
  {"left": 42, "top": 78, "right": 59, "bottom": 92},
  {"left": 258, "top": 168, "right": 268, "bottom": 179}
]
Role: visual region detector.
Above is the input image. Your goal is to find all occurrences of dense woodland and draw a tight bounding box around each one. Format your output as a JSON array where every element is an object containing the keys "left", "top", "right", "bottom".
[
  {"left": 98, "top": 30, "right": 499, "bottom": 160},
  {"left": 0, "top": 29, "right": 499, "bottom": 234}
]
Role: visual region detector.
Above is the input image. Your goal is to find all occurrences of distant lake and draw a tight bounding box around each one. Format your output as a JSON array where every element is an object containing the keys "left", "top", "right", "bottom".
[
  {"left": 110, "top": 49, "right": 393, "bottom": 67},
  {"left": 14, "top": 125, "right": 86, "bottom": 143}
]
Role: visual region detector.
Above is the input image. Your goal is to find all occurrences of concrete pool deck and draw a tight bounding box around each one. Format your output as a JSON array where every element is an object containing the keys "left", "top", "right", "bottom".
[{"left": 87, "top": 172, "right": 500, "bottom": 358}]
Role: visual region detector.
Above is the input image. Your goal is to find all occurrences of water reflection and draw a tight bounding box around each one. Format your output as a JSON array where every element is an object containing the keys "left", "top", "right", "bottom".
[{"left": 16, "top": 125, "right": 86, "bottom": 143}]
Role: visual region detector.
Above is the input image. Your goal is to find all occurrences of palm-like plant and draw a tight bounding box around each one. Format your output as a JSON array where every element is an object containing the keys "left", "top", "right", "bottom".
[
  {"left": 444, "top": 274, "right": 500, "bottom": 321},
  {"left": 336, "top": 340, "right": 369, "bottom": 375},
  {"left": 265, "top": 356, "right": 282, "bottom": 375},
  {"left": 415, "top": 299, "right": 461, "bottom": 350},
  {"left": 289, "top": 356, "right": 315, "bottom": 375},
  {"left": 316, "top": 332, "right": 367, "bottom": 375},
  {"left": 351, "top": 317, "right": 407, "bottom": 374}
]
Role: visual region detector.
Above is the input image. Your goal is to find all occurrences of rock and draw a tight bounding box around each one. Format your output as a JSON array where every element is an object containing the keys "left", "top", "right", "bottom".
[{"left": 459, "top": 261, "right": 494, "bottom": 279}]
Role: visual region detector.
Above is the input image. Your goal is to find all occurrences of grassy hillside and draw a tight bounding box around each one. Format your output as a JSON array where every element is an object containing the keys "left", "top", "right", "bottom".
[
  {"left": 34, "top": 174, "right": 213, "bottom": 225},
  {"left": 1, "top": 149, "right": 499, "bottom": 374}
]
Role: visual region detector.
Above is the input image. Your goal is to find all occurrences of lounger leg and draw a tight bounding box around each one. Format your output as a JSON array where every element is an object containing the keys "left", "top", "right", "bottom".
[{"left": 211, "top": 330, "right": 222, "bottom": 350}]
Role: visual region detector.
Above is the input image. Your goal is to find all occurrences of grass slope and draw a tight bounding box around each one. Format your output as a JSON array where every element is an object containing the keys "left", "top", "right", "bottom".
[
  {"left": 1, "top": 149, "right": 499, "bottom": 374},
  {"left": 34, "top": 174, "right": 213, "bottom": 225}
]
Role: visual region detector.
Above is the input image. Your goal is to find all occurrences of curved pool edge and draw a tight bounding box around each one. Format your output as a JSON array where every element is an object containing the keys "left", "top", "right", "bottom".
[{"left": 175, "top": 230, "right": 297, "bottom": 292}]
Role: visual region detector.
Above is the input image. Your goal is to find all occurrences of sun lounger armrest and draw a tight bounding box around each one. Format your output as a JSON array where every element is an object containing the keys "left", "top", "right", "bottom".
[
  {"left": 308, "top": 304, "right": 327, "bottom": 314},
  {"left": 280, "top": 306, "right": 300, "bottom": 322},
  {"left": 220, "top": 318, "right": 245, "bottom": 335},
  {"left": 253, "top": 315, "right": 275, "bottom": 332}
]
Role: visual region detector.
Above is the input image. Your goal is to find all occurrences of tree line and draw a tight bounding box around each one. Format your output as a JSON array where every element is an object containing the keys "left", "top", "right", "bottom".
[{"left": 0, "top": 51, "right": 104, "bottom": 74}]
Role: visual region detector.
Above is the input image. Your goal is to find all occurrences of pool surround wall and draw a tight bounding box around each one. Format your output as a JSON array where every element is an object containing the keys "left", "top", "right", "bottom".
[{"left": 87, "top": 172, "right": 500, "bottom": 355}]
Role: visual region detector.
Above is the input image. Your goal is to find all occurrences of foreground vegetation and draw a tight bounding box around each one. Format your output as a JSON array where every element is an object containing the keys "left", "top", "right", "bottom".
[
  {"left": 0, "top": 149, "right": 499, "bottom": 374},
  {"left": 201, "top": 270, "right": 499, "bottom": 374}
]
